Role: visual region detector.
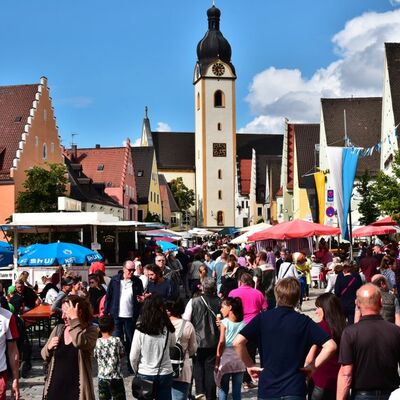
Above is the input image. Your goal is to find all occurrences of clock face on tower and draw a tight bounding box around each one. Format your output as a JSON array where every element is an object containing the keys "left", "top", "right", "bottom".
[{"left": 212, "top": 63, "right": 225, "bottom": 77}]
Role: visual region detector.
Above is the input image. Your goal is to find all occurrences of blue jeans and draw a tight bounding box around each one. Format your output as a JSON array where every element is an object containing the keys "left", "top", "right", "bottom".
[
  {"left": 137, "top": 373, "right": 173, "bottom": 400},
  {"left": 113, "top": 317, "right": 135, "bottom": 354},
  {"left": 219, "top": 372, "right": 243, "bottom": 400},
  {"left": 353, "top": 393, "right": 390, "bottom": 400},
  {"left": 171, "top": 380, "right": 189, "bottom": 400}
]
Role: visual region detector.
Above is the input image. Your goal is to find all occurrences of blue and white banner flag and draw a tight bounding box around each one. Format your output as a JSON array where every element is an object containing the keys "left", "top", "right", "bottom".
[{"left": 327, "top": 146, "right": 360, "bottom": 240}]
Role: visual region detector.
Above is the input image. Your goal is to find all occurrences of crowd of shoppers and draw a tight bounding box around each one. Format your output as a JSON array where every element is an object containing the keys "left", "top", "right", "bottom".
[{"left": 2, "top": 237, "right": 400, "bottom": 400}]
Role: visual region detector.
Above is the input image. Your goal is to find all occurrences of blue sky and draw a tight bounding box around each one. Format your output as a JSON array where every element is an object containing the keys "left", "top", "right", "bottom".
[{"left": 0, "top": 0, "right": 399, "bottom": 147}]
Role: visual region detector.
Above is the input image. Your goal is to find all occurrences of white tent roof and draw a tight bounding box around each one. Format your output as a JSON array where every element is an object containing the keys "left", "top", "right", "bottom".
[
  {"left": 1, "top": 212, "right": 161, "bottom": 231},
  {"left": 239, "top": 222, "right": 272, "bottom": 233},
  {"left": 232, "top": 223, "right": 272, "bottom": 244}
]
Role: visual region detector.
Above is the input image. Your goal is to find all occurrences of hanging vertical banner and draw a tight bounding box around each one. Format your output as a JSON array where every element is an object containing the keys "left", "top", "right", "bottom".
[
  {"left": 342, "top": 147, "right": 360, "bottom": 240},
  {"left": 327, "top": 147, "right": 344, "bottom": 237},
  {"left": 304, "top": 174, "right": 319, "bottom": 223},
  {"left": 314, "top": 171, "right": 326, "bottom": 225},
  {"left": 265, "top": 163, "right": 270, "bottom": 205}
]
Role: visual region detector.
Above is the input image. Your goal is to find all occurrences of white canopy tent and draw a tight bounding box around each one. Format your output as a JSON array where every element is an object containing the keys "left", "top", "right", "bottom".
[
  {"left": 239, "top": 222, "right": 272, "bottom": 233},
  {"left": 1, "top": 211, "right": 162, "bottom": 266},
  {"left": 231, "top": 223, "right": 272, "bottom": 244}
]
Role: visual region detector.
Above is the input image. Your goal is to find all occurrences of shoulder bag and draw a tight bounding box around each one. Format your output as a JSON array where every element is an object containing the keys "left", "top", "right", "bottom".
[
  {"left": 132, "top": 330, "right": 169, "bottom": 400},
  {"left": 170, "top": 320, "right": 186, "bottom": 378},
  {"left": 200, "top": 296, "right": 217, "bottom": 318},
  {"left": 340, "top": 277, "right": 356, "bottom": 297}
]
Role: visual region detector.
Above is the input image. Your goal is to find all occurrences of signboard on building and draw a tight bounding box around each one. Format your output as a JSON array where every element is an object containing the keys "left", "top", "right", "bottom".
[
  {"left": 91, "top": 242, "right": 101, "bottom": 251},
  {"left": 327, "top": 189, "right": 334, "bottom": 203}
]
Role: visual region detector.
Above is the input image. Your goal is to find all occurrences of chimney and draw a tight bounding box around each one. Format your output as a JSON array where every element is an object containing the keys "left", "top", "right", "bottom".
[
  {"left": 95, "top": 144, "right": 101, "bottom": 149},
  {"left": 71, "top": 144, "right": 77, "bottom": 160}
]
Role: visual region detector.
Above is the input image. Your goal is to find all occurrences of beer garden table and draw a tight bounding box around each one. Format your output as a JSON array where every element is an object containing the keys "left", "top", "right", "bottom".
[{"left": 21, "top": 304, "right": 55, "bottom": 347}]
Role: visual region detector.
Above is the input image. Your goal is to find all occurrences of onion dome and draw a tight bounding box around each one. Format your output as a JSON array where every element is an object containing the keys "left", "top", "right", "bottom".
[{"left": 196, "top": 5, "right": 235, "bottom": 76}]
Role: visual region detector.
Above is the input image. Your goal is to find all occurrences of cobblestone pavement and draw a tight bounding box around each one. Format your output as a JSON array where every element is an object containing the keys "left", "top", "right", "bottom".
[{"left": 17, "top": 288, "right": 322, "bottom": 400}]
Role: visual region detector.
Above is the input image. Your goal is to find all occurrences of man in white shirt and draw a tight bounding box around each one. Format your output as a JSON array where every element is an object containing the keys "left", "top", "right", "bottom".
[{"left": 105, "top": 260, "right": 144, "bottom": 373}]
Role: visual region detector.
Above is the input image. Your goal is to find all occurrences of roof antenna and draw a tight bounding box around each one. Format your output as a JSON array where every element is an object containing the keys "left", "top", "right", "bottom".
[{"left": 71, "top": 132, "right": 78, "bottom": 147}]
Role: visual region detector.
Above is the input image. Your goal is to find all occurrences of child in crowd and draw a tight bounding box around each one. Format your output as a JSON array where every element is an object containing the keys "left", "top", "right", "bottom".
[
  {"left": 199, "top": 265, "right": 208, "bottom": 285},
  {"left": 94, "top": 316, "right": 126, "bottom": 400},
  {"left": 214, "top": 297, "right": 246, "bottom": 400}
]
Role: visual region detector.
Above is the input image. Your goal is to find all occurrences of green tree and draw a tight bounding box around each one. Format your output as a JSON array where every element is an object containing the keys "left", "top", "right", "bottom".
[
  {"left": 356, "top": 170, "right": 380, "bottom": 226},
  {"left": 168, "top": 177, "right": 195, "bottom": 211},
  {"left": 15, "top": 163, "right": 68, "bottom": 212},
  {"left": 11, "top": 163, "right": 79, "bottom": 245},
  {"left": 371, "top": 151, "right": 400, "bottom": 222},
  {"left": 144, "top": 212, "right": 161, "bottom": 222}
]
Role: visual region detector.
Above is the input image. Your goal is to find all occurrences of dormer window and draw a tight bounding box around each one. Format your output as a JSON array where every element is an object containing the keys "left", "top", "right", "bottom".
[
  {"left": 14, "top": 116, "right": 22, "bottom": 122},
  {"left": 97, "top": 164, "right": 104, "bottom": 171},
  {"left": 137, "top": 170, "right": 144, "bottom": 177}
]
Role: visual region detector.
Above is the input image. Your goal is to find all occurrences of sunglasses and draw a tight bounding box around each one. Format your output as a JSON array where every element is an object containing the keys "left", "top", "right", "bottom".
[{"left": 126, "top": 268, "right": 135, "bottom": 273}]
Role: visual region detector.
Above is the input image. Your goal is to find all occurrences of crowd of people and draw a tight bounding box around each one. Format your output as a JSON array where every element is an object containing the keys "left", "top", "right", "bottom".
[{"left": 0, "top": 238, "right": 400, "bottom": 400}]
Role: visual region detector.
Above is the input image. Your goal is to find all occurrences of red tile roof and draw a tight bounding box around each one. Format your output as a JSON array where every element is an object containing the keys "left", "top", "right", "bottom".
[
  {"left": 71, "top": 147, "right": 127, "bottom": 188},
  {"left": 239, "top": 159, "right": 251, "bottom": 196},
  {"left": 0, "top": 84, "right": 39, "bottom": 180}
]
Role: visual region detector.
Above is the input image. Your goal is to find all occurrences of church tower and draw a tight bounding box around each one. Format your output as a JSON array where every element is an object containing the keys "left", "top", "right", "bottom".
[{"left": 194, "top": 5, "right": 236, "bottom": 227}]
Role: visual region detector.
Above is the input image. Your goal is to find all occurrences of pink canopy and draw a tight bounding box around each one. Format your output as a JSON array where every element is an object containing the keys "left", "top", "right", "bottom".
[
  {"left": 154, "top": 237, "right": 176, "bottom": 243},
  {"left": 371, "top": 216, "right": 397, "bottom": 226},
  {"left": 248, "top": 219, "right": 340, "bottom": 241},
  {"left": 352, "top": 225, "right": 397, "bottom": 238}
]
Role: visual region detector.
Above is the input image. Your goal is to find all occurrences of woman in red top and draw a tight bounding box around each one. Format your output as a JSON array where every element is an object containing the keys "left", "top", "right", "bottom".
[{"left": 306, "top": 293, "right": 346, "bottom": 400}]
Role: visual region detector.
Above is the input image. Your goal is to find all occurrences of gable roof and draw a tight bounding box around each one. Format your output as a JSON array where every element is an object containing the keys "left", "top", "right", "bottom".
[
  {"left": 152, "top": 132, "right": 195, "bottom": 170},
  {"left": 158, "top": 174, "right": 180, "bottom": 212},
  {"left": 64, "top": 156, "right": 122, "bottom": 208},
  {"left": 131, "top": 147, "right": 155, "bottom": 204},
  {"left": 385, "top": 43, "right": 400, "bottom": 127},
  {"left": 236, "top": 133, "right": 283, "bottom": 158},
  {"left": 0, "top": 84, "right": 39, "bottom": 180},
  {"left": 256, "top": 155, "right": 282, "bottom": 203},
  {"left": 239, "top": 159, "right": 251, "bottom": 196},
  {"left": 72, "top": 146, "right": 127, "bottom": 188},
  {"left": 152, "top": 131, "right": 283, "bottom": 171},
  {"left": 321, "top": 97, "right": 382, "bottom": 175},
  {"left": 291, "top": 123, "right": 320, "bottom": 188}
]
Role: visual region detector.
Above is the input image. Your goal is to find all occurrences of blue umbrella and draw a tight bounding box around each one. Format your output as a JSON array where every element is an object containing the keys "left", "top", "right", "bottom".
[
  {"left": 18, "top": 242, "right": 102, "bottom": 266},
  {"left": 156, "top": 241, "right": 178, "bottom": 252},
  {"left": 0, "top": 248, "right": 13, "bottom": 267},
  {"left": 0, "top": 241, "right": 12, "bottom": 250}
]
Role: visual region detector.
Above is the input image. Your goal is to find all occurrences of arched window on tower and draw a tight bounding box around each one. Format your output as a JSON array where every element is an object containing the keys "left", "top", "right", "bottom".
[
  {"left": 197, "top": 92, "right": 201, "bottom": 110},
  {"left": 217, "top": 211, "right": 224, "bottom": 226},
  {"left": 42, "top": 143, "right": 47, "bottom": 160},
  {"left": 217, "top": 122, "right": 222, "bottom": 131},
  {"left": 214, "top": 90, "right": 225, "bottom": 108}
]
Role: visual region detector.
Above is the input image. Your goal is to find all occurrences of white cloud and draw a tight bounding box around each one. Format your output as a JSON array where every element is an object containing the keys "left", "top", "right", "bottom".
[
  {"left": 390, "top": 0, "right": 400, "bottom": 6},
  {"left": 131, "top": 137, "right": 142, "bottom": 146},
  {"left": 59, "top": 96, "right": 93, "bottom": 108},
  {"left": 156, "top": 122, "right": 172, "bottom": 132},
  {"left": 241, "top": 9, "right": 400, "bottom": 133}
]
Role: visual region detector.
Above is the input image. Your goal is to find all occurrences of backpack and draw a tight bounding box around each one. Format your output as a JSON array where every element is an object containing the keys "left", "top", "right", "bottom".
[{"left": 170, "top": 320, "right": 186, "bottom": 378}]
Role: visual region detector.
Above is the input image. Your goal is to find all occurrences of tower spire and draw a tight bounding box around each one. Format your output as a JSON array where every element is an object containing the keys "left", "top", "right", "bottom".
[{"left": 140, "top": 106, "right": 153, "bottom": 147}]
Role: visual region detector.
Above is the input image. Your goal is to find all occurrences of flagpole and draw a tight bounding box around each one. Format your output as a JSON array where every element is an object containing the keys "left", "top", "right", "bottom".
[{"left": 344, "top": 109, "right": 353, "bottom": 261}]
